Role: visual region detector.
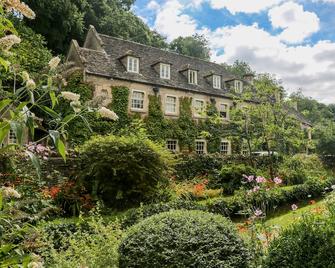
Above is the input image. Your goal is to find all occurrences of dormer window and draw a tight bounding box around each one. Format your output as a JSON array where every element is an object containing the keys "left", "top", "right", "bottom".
[
  {"left": 234, "top": 80, "right": 243, "bottom": 93},
  {"left": 127, "top": 56, "right": 139, "bottom": 73},
  {"left": 160, "top": 63, "right": 170, "bottom": 79},
  {"left": 188, "top": 70, "right": 198, "bottom": 85},
  {"left": 213, "top": 75, "right": 221, "bottom": 89}
]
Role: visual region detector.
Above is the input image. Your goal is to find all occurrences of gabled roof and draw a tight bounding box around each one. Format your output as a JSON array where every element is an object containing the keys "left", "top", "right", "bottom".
[{"left": 71, "top": 26, "right": 241, "bottom": 98}]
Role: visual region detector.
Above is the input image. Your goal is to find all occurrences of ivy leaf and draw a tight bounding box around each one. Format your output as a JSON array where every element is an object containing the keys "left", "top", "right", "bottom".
[{"left": 26, "top": 151, "right": 41, "bottom": 179}]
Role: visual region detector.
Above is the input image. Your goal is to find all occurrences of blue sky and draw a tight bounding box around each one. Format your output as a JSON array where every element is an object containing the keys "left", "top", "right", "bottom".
[{"left": 133, "top": 0, "right": 335, "bottom": 103}]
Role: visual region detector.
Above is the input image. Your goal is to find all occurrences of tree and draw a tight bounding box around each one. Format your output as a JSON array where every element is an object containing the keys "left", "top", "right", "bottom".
[
  {"left": 169, "top": 34, "right": 211, "bottom": 60},
  {"left": 24, "top": 0, "right": 167, "bottom": 54},
  {"left": 222, "top": 60, "right": 255, "bottom": 79}
]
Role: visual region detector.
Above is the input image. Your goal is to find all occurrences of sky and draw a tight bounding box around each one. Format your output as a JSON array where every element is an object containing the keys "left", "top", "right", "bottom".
[{"left": 133, "top": 0, "right": 335, "bottom": 104}]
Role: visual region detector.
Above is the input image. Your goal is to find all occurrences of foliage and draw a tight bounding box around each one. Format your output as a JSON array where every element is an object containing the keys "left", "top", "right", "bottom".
[
  {"left": 264, "top": 213, "right": 335, "bottom": 267},
  {"left": 169, "top": 34, "right": 211, "bottom": 60},
  {"left": 222, "top": 60, "right": 255, "bottom": 79},
  {"left": 213, "top": 163, "right": 256, "bottom": 194},
  {"left": 278, "top": 154, "right": 328, "bottom": 185},
  {"left": 119, "top": 210, "right": 251, "bottom": 268},
  {"left": 25, "top": 0, "right": 167, "bottom": 54},
  {"left": 40, "top": 211, "right": 123, "bottom": 268},
  {"left": 77, "top": 134, "right": 175, "bottom": 208}
]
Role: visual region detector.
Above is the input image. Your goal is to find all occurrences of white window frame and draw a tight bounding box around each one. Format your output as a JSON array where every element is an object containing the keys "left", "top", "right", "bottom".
[
  {"left": 165, "top": 95, "right": 177, "bottom": 115},
  {"left": 160, "top": 63, "right": 171, "bottom": 79},
  {"left": 195, "top": 139, "right": 207, "bottom": 155},
  {"left": 127, "top": 56, "right": 139, "bottom": 73},
  {"left": 220, "top": 139, "right": 231, "bottom": 155},
  {"left": 213, "top": 75, "right": 221, "bottom": 89},
  {"left": 8, "top": 129, "right": 17, "bottom": 144},
  {"left": 234, "top": 80, "right": 243, "bottom": 93},
  {"left": 188, "top": 70, "right": 198, "bottom": 85},
  {"left": 193, "top": 99, "right": 206, "bottom": 118},
  {"left": 166, "top": 139, "right": 178, "bottom": 153},
  {"left": 219, "top": 103, "right": 229, "bottom": 119},
  {"left": 130, "top": 90, "right": 145, "bottom": 111},
  {"left": 241, "top": 140, "right": 249, "bottom": 156}
]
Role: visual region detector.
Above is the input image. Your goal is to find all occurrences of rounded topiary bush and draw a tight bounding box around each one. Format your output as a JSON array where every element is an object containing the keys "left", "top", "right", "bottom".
[
  {"left": 77, "top": 134, "right": 175, "bottom": 208},
  {"left": 264, "top": 215, "right": 335, "bottom": 268},
  {"left": 119, "top": 210, "right": 251, "bottom": 268}
]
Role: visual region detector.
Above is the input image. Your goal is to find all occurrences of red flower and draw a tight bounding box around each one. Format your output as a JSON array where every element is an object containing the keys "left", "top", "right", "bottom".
[{"left": 49, "top": 186, "right": 61, "bottom": 199}]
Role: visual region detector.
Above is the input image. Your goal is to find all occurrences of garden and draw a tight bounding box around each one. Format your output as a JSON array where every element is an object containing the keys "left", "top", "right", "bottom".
[{"left": 2, "top": 1, "right": 335, "bottom": 268}]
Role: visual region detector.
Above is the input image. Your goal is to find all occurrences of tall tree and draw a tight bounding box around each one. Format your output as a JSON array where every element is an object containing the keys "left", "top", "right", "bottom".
[
  {"left": 24, "top": 0, "right": 167, "bottom": 54},
  {"left": 169, "top": 34, "right": 211, "bottom": 60},
  {"left": 222, "top": 60, "right": 255, "bottom": 79}
]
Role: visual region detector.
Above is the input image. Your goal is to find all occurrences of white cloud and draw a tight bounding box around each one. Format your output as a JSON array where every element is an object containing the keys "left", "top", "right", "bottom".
[
  {"left": 269, "top": 2, "right": 320, "bottom": 43},
  {"left": 146, "top": 0, "right": 160, "bottom": 10},
  {"left": 208, "top": 0, "right": 284, "bottom": 14},
  {"left": 153, "top": 0, "right": 198, "bottom": 41},
  {"left": 148, "top": 0, "right": 335, "bottom": 103}
]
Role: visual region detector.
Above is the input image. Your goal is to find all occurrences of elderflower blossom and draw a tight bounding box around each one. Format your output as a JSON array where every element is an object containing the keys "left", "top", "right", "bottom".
[
  {"left": 4, "top": 0, "right": 36, "bottom": 19},
  {"left": 1, "top": 186, "right": 21, "bottom": 199},
  {"left": 48, "top": 56, "right": 61, "bottom": 70},
  {"left": 21, "top": 71, "right": 30, "bottom": 81},
  {"left": 0, "top": 34, "right": 21, "bottom": 51},
  {"left": 61, "top": 91, "right": 80, "bottom": 102},
  {"left": 26, "top": 79, "right": 36, "bottom": 90},
  {"left": 98, "top": 107, "right": 119, "bottom": 120},
  {"left": 254, "top": 209, "right": 263, "bottom": 217},
  {"left": 70, "top": 100, "right": 81, "bottom": 113}
]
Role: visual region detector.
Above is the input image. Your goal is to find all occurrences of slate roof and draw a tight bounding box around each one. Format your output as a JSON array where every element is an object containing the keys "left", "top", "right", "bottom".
[{"left": 76, "top": 33, "right": 239, "bottom": 98}]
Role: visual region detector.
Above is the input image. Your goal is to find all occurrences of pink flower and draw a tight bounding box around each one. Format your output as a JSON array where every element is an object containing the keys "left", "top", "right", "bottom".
[
  {"left": 253, "top": 186, "right": 261, "bottom": 192},
  {"left": 273, "top": 177, "right": 282, "bottom": 185},
  {"left": 254, "top": 209, "right": 263, "bottom": 217},
  {"left": 256, "top": 176, "right": 266, "bottom": 183},
  {"left": 291, "top": 204, "right": 298, "bottom": 211},
  {"left": 243, "top": 174, "right": 254, "bottom": 182}
]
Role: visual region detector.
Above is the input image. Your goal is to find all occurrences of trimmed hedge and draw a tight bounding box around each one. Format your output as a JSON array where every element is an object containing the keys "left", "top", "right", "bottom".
[
  {"left": 119, "top": 210, "right": 251, "bottom": 268},
  {"left": 120, "top": 177, "right": 335, "bottom": 227}
]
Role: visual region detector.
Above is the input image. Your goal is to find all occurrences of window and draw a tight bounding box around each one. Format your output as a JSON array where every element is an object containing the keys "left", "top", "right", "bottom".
[
  {"left": 234, "top": 80, "right": 243, "bottom": 93},
  {"left": 194, "top": 99, "right": 205, "bottom": 117},
  {"left": 131, "top": 90, "right": 144, "bottom": 110},
  {"left": 213, "top": 75, "right": 221, "bottom": 89},
  {"left": 195, "top": 140, "right": 206, "bottom": 155},
  {"left": 241, "top": 141, "right": 249, "bottom": 155},
  {"left": 160, "top": 63, "right": 170, "bottom": 79},
  {"left": 127, "top": 56, "right": 139, "bottom": 73},
  {"left": 188, "top": 70, "right": 198, "bottom": 85},
  {"left": 220, "top": 140, "right": 230, "bottom": 155},
  {"left": 165, "top": 96, "right": 177, "bottom": 114},
  {"left": 219, "top": 103, "right": 229, "bottom": 119},
  {"left": 8, "top": 129, "right": 17, "bottom": 144},
  {"left": 166, "top": 140, "right": 178, "bottom": 152}
]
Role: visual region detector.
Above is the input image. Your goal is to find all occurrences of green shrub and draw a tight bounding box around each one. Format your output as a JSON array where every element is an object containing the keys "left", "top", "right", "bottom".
[
  {"left": 278, "top": 154, "right": 328, "bottom": 185},
  {"left": 264, "top": 215, "right": 335, "bottom": 268},
  {"left": 77, "top": 134, "right": 175, "bottom": 208},
  {"left": 119, "top": 210, "right": 251, "bottom": 268},
  {"left": 212, "top": 163, "right": 256, "bottom": 194},
  {"left": 41, "top": 215, "right": 123, "bottom": 268}
]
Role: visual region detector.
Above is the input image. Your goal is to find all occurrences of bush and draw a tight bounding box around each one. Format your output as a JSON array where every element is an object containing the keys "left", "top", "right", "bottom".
[
  {"left": 211, "top": 163, "right": 256, "bottom": 194},
  {"left": 77, "top": 134, "right": 175, "bottom": 209},
  {"left": 41, "top": 215, "right": 123, "bottom": 268},
  {"left": 264, "top": 215, "right": 335, "bottom": 268},
  {"left": 119, "top": 210, "right": 251, "bottom": 268},
  {"left": 278, "top": 154, "right": 328, "bottom": 185}
]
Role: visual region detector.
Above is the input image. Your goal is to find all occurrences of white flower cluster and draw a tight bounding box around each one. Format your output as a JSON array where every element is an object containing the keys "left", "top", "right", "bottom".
[
  {"left": 98, "top": 107, "right": 119, "bottom": 120},
  {"left": 4, "top": 0, "right": 36, "bottom": 19},
  {"left": 1, "top": 186, "right": 21, "bottom": 199},
  {"left": 0, "top": 34, "right": 21, "bottom": 51},
  {"left": 61, "top": 91, "right": 80, "bottom": 102},
  {"left": 48, "top": 56, "right": 61, "bottom": 70},
  {"left": 70, "top": 100, "right": 81, "bottom": 113}
]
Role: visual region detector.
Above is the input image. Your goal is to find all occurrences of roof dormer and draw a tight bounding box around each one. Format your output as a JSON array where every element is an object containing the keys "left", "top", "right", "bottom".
[
  {"left": 119, "top": 51, "right": 140, "bottom": 73},
  {"left": 151, "top": 58, "right": 172, "bottom": 79}
]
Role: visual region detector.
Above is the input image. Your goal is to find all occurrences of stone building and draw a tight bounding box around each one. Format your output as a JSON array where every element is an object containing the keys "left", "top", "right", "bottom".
[{"left": 65, "top": 25, "right": 312, "bottom": 154}]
